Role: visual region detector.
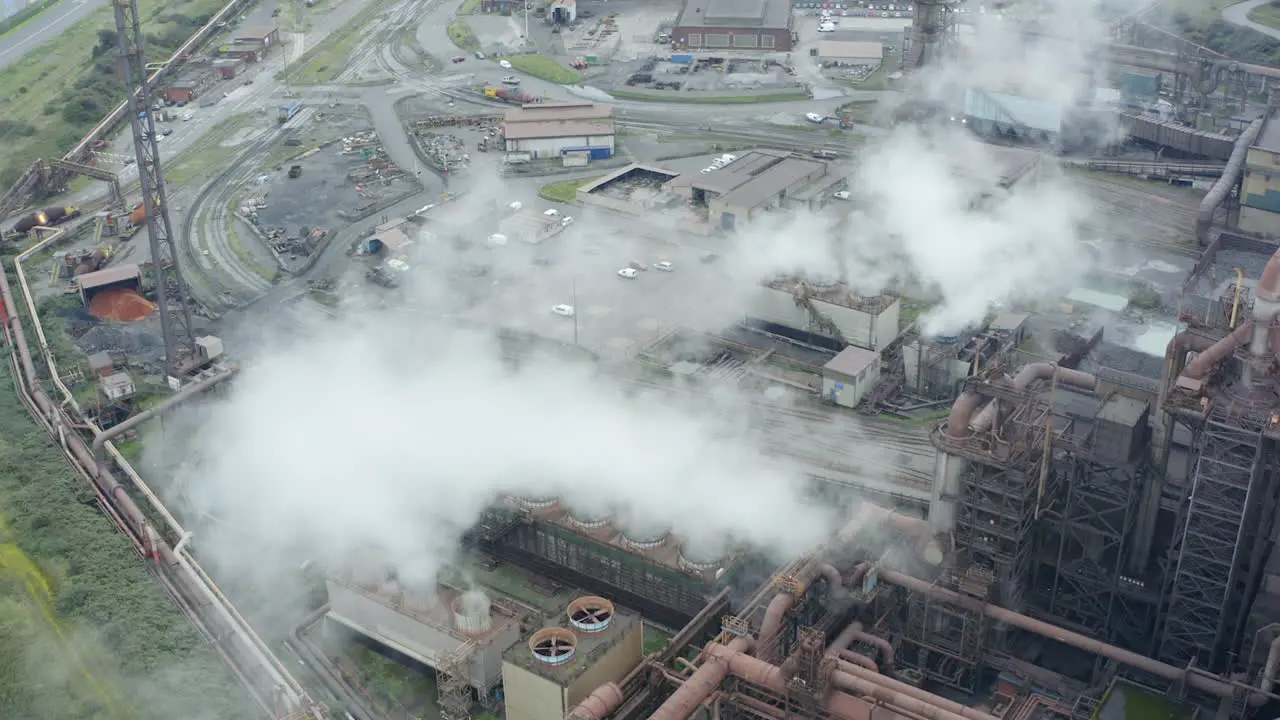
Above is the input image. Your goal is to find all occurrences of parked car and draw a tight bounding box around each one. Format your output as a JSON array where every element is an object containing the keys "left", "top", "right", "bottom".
[
  {"left": 452, "top": 55, "right": 466, "bottom": 63},
  {"left": 501, "top": 75, "right": 520, "bottom": 85},
  {"left": 487, "top": 233, "right": 508, "bottom": 246},
  {"left": 655, "top": 261, "right": 674, "bottom": 272},
  {"left": 543, "top": 208, "right": 560, "bottom": 217},
  {"left": 806, "top": 112, "right": 826, "bottom": 123},
  {"left": 499, "top": 59, "right": 513, "bottom": 69},
  {"left": 617, "top": 268, "right": 639, "bottom": 279},
  {"left": 561, "top": 216, "right": 574, "bottom": 227},
  {"left": 552, "top": 304, "right": 576, "bottom": 316},
  {"left": 832, "top": 190, "right": 851, "bottom": 200}
]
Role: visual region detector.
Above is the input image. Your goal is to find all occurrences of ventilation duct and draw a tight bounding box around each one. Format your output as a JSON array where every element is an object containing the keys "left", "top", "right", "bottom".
[
  {"left": 620, "top": 518, "right": 671, "bottom": 550},
  {"left": 567, "top": 506, "right": 612, "bottom": 530},
  {"left": 678, "top": 540, "right": 727, "bottom": 571},
  {"left": 529, "top": 628, "right": 577, "bottom": 666},
  {"left": 452, "top": 590, "right": 493, "bottom": 635},
  {"left": 567, "top": 596, "right": 615, "bottom": 634}
]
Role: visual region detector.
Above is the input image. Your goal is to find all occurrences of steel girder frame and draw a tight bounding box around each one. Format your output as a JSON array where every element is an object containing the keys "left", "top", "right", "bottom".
[
  {"left": 897, "top": 571, "right": 988, "bottom": 693},
  {"left": 955, "top": 460, "right": 1041, "bottom": 612},
  {"left": 1042, "top": 457, "right": 1155, "bottom": 654},
  {"left": 1158, "top": 414, "right": 1273, "bottom": 672}
]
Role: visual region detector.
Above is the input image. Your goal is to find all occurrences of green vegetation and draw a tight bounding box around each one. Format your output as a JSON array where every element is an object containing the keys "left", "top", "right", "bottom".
[
  {"left": 225, "top": 201, "right": 278, "bottom": 284},
  {"left": 1250, "top": 1, "right": 1280, "bottom": 31},
  {"left": 347, "top": 643, "right": 436, "bottom": 711},
  {"left": 506, "top": 54, "right": 582, "bottom": 84},
  {"left": 1156, "top": 0, "right": 1280, "bottom": 67},
  {"left": 0, "top": 0, "right": 228, "bottom": 188},
  {"left": 0, "top": 0, "right": 58, "bottom": 39},
  {"left": 643, "top": 627, "right": 671, "bottom": 655},
  {"left": 538, "top": 176, "right": 600, "bottom": 203},
  {"left": 163, "top": 114, "right": 257, "bottom": 186},
  {"left": 458, "top": 0, "right": 482, "bottom": 14},
  {"left": 0, "top": 335, "right": 253, "bottom": 717},
  {"left": 1092, "top": 680, "right": 1194, "bottom": 720},
  {"left": 447, "top": 18, "right": 479, "bottom": 50},
  {"left": 287, "top": 0, "right": 393, "bottom": 84},
  {"left": 609, "top": 89, "right": 809, "bottom": 104}
]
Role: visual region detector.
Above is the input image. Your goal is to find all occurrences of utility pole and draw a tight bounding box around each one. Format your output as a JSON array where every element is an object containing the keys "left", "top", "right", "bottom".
[
  {"left": 572, "top": 277, "right": 578, "bottom": 346},
  {"left": 524, "top": 0, "right": 529, "bottom": 44}
]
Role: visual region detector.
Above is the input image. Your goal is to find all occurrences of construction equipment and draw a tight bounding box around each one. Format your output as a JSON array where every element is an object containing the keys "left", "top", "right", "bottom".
[
  {"left": 112, "top": 0, "right": 195, "bottom": 376},
  {"left": 483, "top": 86, "right": 540, "bottom": 104},
  {"left": 10, "top": 205, "right": 81, "bottom": 234}
]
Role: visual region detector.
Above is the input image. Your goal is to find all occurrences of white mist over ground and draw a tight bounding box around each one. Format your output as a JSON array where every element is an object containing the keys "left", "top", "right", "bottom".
[{"left": 176, "top": 0, "right": 1130, "bottom": 592}]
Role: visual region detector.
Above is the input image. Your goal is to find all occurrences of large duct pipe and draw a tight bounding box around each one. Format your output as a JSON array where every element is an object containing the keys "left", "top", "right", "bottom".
[
  {"left": 834, "top": 659, "right": 995, "bottom": 720},
  {"left": 840, "top": 651, "right": 879, "bottom": 672},
  {"left": 842, "top": 502, "right": 942, "bottom": 565},
  {"left": 843, "top": 632, "right": 894, "bottom": 671},
  {"left": 970, "top": 364, "right": 1096, "bottom": 433},
  {"left": 758, "top": 562, "right": 844, "bottom": 658},
  {"left": 649, "top": 637, "right": 754, "bottom": 720},
  {"left": 92, "top": 371, "right": 234, "bottom": 466},
  {"left": 1197, "top": 118, "right": 1263, "bottom": 245},
  {"left": 943, "top": 391, "right": 987, "bottom": 439},
  {"left": 1181, "top": 322, "right": 1253, "bottom": 380},
  {"left": 567, "top": 682, "right": 625, "bottom": 720},
  {"left": 877, "top": 569, "right": 1250, "bottom": 700}
]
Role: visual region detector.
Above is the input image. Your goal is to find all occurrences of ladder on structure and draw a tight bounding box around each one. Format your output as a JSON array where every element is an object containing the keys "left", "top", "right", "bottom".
[{"left": 438, "top": 641, "right": 476, "bottom": 720}]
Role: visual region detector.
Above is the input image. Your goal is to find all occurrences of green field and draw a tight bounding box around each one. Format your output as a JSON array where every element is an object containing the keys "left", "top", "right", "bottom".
[
  {"left": 287, "top": 0, "right": 394, "bottom": 84},
  {"left": 447, "top": 17, "right": 479, "bottom": 50},
  {"left": 506, "top": 54, "right": 581, "bottom": 84},
  {"left": 0, "top": 0, "right": 229, "bottom": 189},
  {"left": 1154, "top": 0, "right": 1280, "bottom": 67},
  {"left": 0, "top": 311, "right": 254, "bottom": 718},
  {"left": 538, "top": 176, "right": 600, "bottom": 203},
  {"left": 610, "top": 89, "right": 809, "bottom": 104},
  {"left": 1250, "top": 1, "right": 1280, "bottom": 31},
  {"left": 0, "top": 0, "right": 58, "bottom": 39}
]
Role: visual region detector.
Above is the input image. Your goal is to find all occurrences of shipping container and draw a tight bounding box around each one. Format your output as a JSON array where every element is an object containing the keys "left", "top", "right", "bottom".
[
  {"left": 1121, "top": 71, "right": 1160, "bottom": 100},
  {"left": 278, "top": 101, "right": 301, "bottom": 123},
  {"left": 670, "top": 54, "right": 694, "bottom": 63}
]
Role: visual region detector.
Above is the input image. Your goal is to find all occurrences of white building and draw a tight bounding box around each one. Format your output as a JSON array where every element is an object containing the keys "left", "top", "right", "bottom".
[
  {"left": 751, "top": 275, "right": 900, "bottom": 351},
  {"left": 822, "top": 346, "right": 881, "bottom": 408},
  {"left": 499, "top": 210, "right": 564, "bottom": 244},
  {"left": 817, "top": 40, "right": 883, "bottom": 65},
  {"left": 503, "top": 103, "right": 616, "bottom": 161}
]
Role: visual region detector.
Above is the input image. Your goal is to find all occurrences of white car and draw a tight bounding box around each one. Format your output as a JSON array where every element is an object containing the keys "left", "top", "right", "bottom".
[
  {"left": 818, "top": 21, "right": 836, "bottom": 32},
  {"left": 507, "top": 200, "right": 523, "bottom": 212},
  {"left": 832, "top": 190, "right": 851, "bottom": 200},
  {"left": 719, "top": 154, "right": 737, "bottom": 164},
  {"left": 701, "top": 167, "right": 716, "bottom": 174},
  {"left": 617, "top": 268, "right": 639, "bottom": 279},
  {"left": 561, "top": 216, "right": 574, "bottom": 227},
  {"left": 502, "top": 75, "right": 520, "bottom": 85},
  {"left": 499, "top": 59, "right": 513, "bottom": 69},
  {"left": 487, "top": 233, "right": 508, "bottom": 246},
  {"left": 654, "top": 261, "right": 674, "bottom": 272},
  {"left": 806, "top": 112, "right": 826, "bottom": 123},
  {"left": 552, "top": 304, "right": 576, "bottom": 317},
  {"left": 543, "top": 208, "right": 560, "bottom": 217}
]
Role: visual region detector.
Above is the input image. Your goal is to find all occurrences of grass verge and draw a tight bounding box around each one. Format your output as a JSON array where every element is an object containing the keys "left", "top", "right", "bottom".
[
  {"left": 447, "top": 17, "right": 479, "bottom": 50},
  {"left": 609, "top": 89, "right": 809, "bottom": 104},
  {"left": 286, "top": 0, "right": 392, "bottom": 84},
  {"left": 0, "top": 0, "right": 229, "bottom": 188},
  {"left": 1155, "top": 0, "right": 1280, "bottom": 67},
  {"left": 538, "top": 176, "right": 599, "bottom": 203},
  {"left": 163, "top": 114, "right": 258, "bottom": 186},
  {"left": 458, "top": 0, "right": 481, "bottom": 14},
  {"left": 0, "top": 0, "right": 58, "bottom": 39},
  {"left": 0, "top": 307, "right": 255, "bottom": 718},
  {"left": 506, "top": 54, "right": 582, "bottom": 84},
  {"left": 1250, "top": 1, "right": 1280, "bottom": 31},
  {"left": 226, "top": 202, "right": 279, "bottom": 284}
]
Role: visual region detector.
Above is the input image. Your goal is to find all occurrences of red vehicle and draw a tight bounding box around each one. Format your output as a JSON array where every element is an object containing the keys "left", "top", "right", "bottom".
[{"left": 452, "top": 55, "right": 466, "bottom": 63}]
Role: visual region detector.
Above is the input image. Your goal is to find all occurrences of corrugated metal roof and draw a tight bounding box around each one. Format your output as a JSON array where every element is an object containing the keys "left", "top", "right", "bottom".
[
  {"left": 1256, "top": 109, "right": 1280, "bottom": 154},
  {"left": 817, "top": 40, "right": 883, "bottom": 60},
  {"left": 77, "top": 264, "right": 142, "bottom": 291},
  {"left": 718, "top": 157, "right": 825, "bottom": 209},
  {"left": 504, "top": 103, "right": 613, "bottom": 123},
  {"left": 824, "top": 346, "right": 878, "bottom": 378},
  {"left": 963, "top": 89, "right": 1063, "bottom": 134},
  {"left": 677, "top": 0, "right": 790, "bottom": 29},
  {"left": 503, "top": 118, "right": 614, "bottom": 140}
]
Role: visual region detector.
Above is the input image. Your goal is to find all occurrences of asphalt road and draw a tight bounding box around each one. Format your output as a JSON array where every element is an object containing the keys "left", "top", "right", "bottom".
[
  {"left": 1222, "top": 0, "right": 1280, "bottom": 41},
  {"left": 0, "top": 0, "right": 107, "bottom": 70}
]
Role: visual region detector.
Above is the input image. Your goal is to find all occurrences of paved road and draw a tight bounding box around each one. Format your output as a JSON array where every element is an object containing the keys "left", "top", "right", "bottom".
[
  {"left": 1223, "top": 0, "right": 1280, "bottom": 41},
  {"left": 0, "top": 0, "right": 108, "bottom": 70}
]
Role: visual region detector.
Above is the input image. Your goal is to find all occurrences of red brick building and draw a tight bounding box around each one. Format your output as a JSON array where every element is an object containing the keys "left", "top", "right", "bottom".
[{"left": 671, "top": 0, "right": 793, "bottom": 52}]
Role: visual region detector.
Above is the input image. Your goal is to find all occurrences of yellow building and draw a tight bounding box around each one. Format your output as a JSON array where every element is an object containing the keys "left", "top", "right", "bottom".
[
  {"left": 502, "top": 596, "right": 644, "bottom": 720},
  {"left": 1240, "top": 112, "right": 1280, "bottom": 235}
]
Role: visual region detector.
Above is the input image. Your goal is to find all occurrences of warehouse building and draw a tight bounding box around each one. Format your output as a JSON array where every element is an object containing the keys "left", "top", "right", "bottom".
[
  {"left": 822, "top": 345, "right": 882, "bottom": 409},
  {"left": 664, "top": 150, "right": 832, "bottom": 230},
  {"left": 499, "top": 210, "right": 564, "bottom": 244},
  {"left": 672, "top": 0, "right": 794, "bottom": 52},
  {"left": 963, "top": 88, "right": 1064, "bottom": 150},
  {"left": 502, "top": 103, "right": 615, "bottom": 161},
  {"left": 501, "top": 596, "right": 643, "bottom": 720},
  {"left": 751, "top": 273, "right": 901, "bottom": 351},
  {"left": 1240, "top": 109, "right": 1280, "bottom": 235},
  {"left": 75, "top": 264, "right": 142, "bottom": 306},
  {"left": 162, "top": 70, "right": 214, "bottom": 103},
  {"left": 817, "top": 40, "right": 883, "bottom": 65}
]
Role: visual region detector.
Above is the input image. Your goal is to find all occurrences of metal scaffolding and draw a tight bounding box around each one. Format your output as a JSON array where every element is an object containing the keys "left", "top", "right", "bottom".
[
  {"left": 1158, "top": 408, "right": 1280, "bottom": 672},
  {"left": 896, "top": 565, "right": 991, "bottom": 693}
]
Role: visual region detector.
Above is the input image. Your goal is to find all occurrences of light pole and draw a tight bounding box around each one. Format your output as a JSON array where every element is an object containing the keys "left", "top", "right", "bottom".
[
  {"left": 572, "top": 277, "right": 578, "bottom": 346},
  {"left": 523, "top": 0, "right": 530, "bottom": 46}
]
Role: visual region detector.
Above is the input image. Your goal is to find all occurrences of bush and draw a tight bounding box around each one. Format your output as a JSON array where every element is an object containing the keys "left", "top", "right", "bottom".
[
  {"left": 447, "top": 18, "right": 479, "bottom": 50},
  {"left": 506, "top": 54, "right": 581, "bottom": 84}
]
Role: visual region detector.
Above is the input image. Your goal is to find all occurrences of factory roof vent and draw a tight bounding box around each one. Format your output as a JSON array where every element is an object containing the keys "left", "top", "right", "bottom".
[
  {"left": 567, "top": 596, "right": 615, "bottom": 634},
  {"left": 567, "top": 506, "right": 612, "bottom": 530},
  {"left": 452, "top": 590, "right": 493, "bottom": 635},
  {"left": 620, "top": 517, "right": 671, "bottom": 550},
  {"left": 529, "top": 627, "right": 577, "bottom": 666},
  {"left": 515, "top": 495, "right": 561, "bottom": 512},
  {"left": 804, "top": 273, "right": 841, "bottom": 292},
  {"left": 678, "top": 540, "right": 727, "bottom": 571}
]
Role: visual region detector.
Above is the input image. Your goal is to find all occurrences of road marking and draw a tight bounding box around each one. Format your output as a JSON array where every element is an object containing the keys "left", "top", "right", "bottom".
[{"left": 0, "top": 0, "right": 98, "bottom": 63}]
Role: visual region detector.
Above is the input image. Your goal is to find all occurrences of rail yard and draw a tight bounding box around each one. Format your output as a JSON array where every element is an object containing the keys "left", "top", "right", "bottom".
[{"left": 6, "top": 0, "right": 1280, "bottom": 719}]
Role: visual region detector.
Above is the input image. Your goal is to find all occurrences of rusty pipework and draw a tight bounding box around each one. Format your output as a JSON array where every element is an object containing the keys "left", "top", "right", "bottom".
[
  {"left": 758, "top": 562, "right": 843, "bottom": 658},
  {"left": 649, "top": 637, "right": 755, "bottom": 720},
  {"left": 566, "top": 682, "right": 624, "bottom": 720},
  {"left": 835, "top": 659, "right": 996, "bottom": 720},
  {"left": 876, "top": 568, "right": 1280, "bottom": 703},
  {"left": 969, "top": 363, "right": 1097, "bottom": 434},
  {"left": 841, "top": 504, "right": 941, "bottom": 565},
  {"left": 840, "top": 650, "right": 879, "bottom": 672},
  {"left": 1180, "top": 322, "right": 1253, "bottom": 380}
]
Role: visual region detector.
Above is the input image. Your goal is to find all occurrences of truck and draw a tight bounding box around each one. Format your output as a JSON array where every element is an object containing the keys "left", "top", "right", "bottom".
[
  {"left": 11, "top": 205, "right": 81, "bottom": 235},
  {"left": 278, "top": 101, "right": 302, "bottom": 124},
  {"left": 483, "top": 86, "right": 540, "bottom": 105},
  {"left": 288, "top": 165, "right": 303, "bottom": 179}
]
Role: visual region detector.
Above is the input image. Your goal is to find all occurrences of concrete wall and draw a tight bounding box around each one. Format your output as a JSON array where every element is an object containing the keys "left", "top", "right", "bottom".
[
  {"left": 822, "top": 357, "right": 882, "bottom": 408},
  {"left": 325, "top": 581, "right": 518, "bottom": 691},
  {"left": 502, "top": 661, "right": 566, "bottom": 720},
  {"left": 672, "top": 26, "right": 792, "bottom": 51},
  {"left": 565, "top": 622, "right": 644, "bottom": 708},
  {"left": 750, "top": 286, "right": 899, "bottom": 351},
  {"left": 506, "top": 134, "right": 615, "bottom": 159}
]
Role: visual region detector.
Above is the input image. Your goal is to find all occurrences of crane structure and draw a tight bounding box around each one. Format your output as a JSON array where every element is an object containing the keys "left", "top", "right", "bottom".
[{"left": 112, "top": 0, "right": 196, "bottom": 376}]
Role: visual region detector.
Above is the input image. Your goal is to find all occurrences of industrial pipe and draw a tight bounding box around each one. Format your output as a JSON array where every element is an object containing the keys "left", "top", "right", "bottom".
[
  {"left": 758, "top": 562, "right": 844, "bottom": 658},
  {"left": 970, "top": 364, "right": 1097, "bottom": 433},
  {"left": 875, "top": 569, "right": 1248, "bottom": 699},
  {"left": 1197, "top": 118, "right": 1263, "bottom": 245},
  {"left": 943, "top": 392, "right": 987, "bottom": 439},
  {"left": 834, "top": 659, "right": 996, "bottom": 720},
  {"left": 649, "top": 636, "right": 755, "bottom": 720},
  {"left": 843, "top": 630, "right": 895, "bottom": 670},
  {"left": 829, "top": 665, "right": 976, "bottom": 720},
  {"left": 1181, "top": 322, "right": 1253, "bottom": 380},
  {"left": 567, "top": 681, "right": 625, "bottom": 720},
  {"left": 840, "top": 651, "right": 879, "bottom": 672},
  {"left": 842, "top": 503, "right": 942, "bottom": 565}
]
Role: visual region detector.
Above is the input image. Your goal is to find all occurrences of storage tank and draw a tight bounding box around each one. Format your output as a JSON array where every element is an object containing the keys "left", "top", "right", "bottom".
[
  {"left": 128, "top": 202, "right": 148, "bottom": 226},
  {"left": 619, "top": 516, "right": 670, "bottom": 550},
  {"left": 566, "top": 504, "right": 612, "bottom": 530},
  {"left": 678, "top": 539, "right": 728, "bottom": 572},
  {"left": 452, "top": 590, "right": 493, "bottom": 635}
]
